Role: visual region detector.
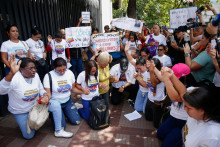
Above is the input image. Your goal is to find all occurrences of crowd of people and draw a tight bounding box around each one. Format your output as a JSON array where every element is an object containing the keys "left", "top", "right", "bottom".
[{"left": 0, "top": 4, "right": 220, "bottom": 147}]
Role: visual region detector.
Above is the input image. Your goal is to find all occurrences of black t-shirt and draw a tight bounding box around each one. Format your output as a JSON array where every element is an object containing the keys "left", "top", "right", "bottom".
[{"left": 167, "top": 39, "right": 185, "bottom": 65}]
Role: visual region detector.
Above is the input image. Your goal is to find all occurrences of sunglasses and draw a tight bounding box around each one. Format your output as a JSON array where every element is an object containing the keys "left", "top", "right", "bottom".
[{"left": 157, "top": 49, "right": 164, "bottom": 51}]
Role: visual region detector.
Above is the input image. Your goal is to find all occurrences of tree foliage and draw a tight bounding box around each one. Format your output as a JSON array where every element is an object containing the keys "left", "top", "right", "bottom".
[{"left": 113, "top": 0, "right": 214, "bottom": 28}]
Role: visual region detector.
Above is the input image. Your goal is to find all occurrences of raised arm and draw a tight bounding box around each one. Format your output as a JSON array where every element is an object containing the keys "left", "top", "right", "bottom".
[{"left": 124, "top": 41, "right": 136, "bottom": 66}]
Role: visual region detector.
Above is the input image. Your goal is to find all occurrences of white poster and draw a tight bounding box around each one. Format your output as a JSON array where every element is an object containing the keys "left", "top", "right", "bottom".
[
  {"left": 92, "top": 32, "right": 120, "bottom": 52},
  {"left": 112, "top": 17, "right": 144, "bottom": 33},
  {"left": 82, "top": 12, "right": 90, "bottom": 23},
  {"left": 169, "top": 7, "right": 197, "bottom": 29},
  {"left": 65, "top": 27, "right": 91, "bottom": 48}
]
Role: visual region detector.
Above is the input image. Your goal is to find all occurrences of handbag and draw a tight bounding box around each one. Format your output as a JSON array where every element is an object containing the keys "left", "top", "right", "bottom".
[
  {"left": 27, "top": 96, "right": 49, "bottom": 134},
  {"left": 27, "top": 73, "right": 52, "bottom": 134}
]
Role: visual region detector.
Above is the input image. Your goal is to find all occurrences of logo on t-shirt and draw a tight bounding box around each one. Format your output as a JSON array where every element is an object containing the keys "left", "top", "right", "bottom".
[
  {"left": 88, "top": 79, "right": 99, "bottom": 92},
  {"left": 55, "top": 45, "right": 65, "bottom": 54},
  {"left": 119, "top": 72, "right": 126, "bottom": 81},
  {"left": 146, "top": 78, "right": 154, "bottom": 92},
  {"left": 57, "top": 80, "right": 71, "bottom": 93},
  {"left": 23, "top": 89, "right": 39, "bottom": 102}
]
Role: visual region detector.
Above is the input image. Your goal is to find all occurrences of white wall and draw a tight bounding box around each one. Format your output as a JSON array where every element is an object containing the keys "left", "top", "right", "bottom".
[{"left": 100, "top": 0, "right": 113, "bottom": 33}]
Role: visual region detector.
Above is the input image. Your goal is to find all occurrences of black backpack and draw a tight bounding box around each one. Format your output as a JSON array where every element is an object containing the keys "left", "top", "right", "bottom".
[{"left": 88, "top": 96, "right": 109, "bottom": 130}]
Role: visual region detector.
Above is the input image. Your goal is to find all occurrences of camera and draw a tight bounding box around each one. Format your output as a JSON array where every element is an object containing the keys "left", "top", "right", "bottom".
[
  {"left": 196, "top": 6, "right": 205, "bottom": 14},
  {"left": 178, "top": 22, "right": 202, "bottom": 32},
  {"left": 168, "top": 36, "right": 175, "bottom": 43}
]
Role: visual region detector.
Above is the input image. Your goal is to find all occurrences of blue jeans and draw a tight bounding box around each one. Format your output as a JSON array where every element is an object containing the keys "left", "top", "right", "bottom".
[
  {"left": 70, "top": 57, "right": 83, "bottom": 77},
  {"left": 134, "top": 89, "right": 148, "bottom": 113},
  {"left": 157, "top": 116, "right": 186, "bottom": 147},
  {"left": 78, "top": 99, "right": 90, "bottom": 120},
  {"left": 13, "top": 113, "right": 35, "bottom": 139},
  {"left": 49, "top": 98, "right": 81, "bottom": 131}
]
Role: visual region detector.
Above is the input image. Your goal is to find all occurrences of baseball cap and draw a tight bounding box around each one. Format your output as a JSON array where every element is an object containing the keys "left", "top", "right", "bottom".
[
  {"left": 172, "top": 63, "right": 190, "bottom": 79},
  {"left": 104, "top": 25, "right": 110, "bottom": 29}
]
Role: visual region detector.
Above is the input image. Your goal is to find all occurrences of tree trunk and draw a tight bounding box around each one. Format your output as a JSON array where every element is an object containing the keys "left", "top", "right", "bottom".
[{"left": 127, "top": 0, "right": 136, "bottom": 19}]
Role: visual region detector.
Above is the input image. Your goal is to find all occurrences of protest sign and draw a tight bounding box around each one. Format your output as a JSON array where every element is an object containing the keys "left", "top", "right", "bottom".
[
  {"left": 82, "top": 12, "right": 90, "bottom": 23},
  {"left": 65, "top": 26, "right": 91, "bottom": 48},
  {"left": 92, "top": 32, "right": 120, "bottom": 53},
  {"left": 112, "top": 17, "right": 143, "bottom": 33},
  {"left": 169, "top": 7, "right": 197, "bottom": 29}
]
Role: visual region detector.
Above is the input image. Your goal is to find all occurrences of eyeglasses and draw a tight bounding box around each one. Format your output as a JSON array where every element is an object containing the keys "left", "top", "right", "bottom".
[
  {"left": 157, "top": 49, "right": 164, "bottom": 51},
  {"left": 25, "top": 67, "right": 37, "bottom": 71},
  {"left": 55, "top": 69, "right": 67, "bottom": 74}
]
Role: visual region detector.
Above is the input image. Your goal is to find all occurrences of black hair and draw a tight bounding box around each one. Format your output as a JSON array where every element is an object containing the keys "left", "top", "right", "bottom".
[
  {"left": 183, "top": 87, "right": 220, "bottom": 123},
  {"left": 153, "top": 24, "right": 161, "bottom": 29},
  {"left": 55, "top": 31, "right": 62, "bottom": 38},
  {"left": 140, "top": 47, "right": 151, "bottom": 59},
  {"left": 53, "top": 57, "right": 67, "bottom": 68},
  {"left": 129, "top": 32, "right": 138, "bottom": 42},
  {"left": 6, "top": 24, "right": 18, "bottom": 33},
  {"left": 85, "top": 60, "right": 98, "bottom": 86},
  {"left": 19, "top": 58, "right": 36, "bottom": 68},
  {"left": 92, "top": 27, "right": 99, "bottom": 33},
  {"left": 158, "top": 44, "right": 166, "bottom": 50},
  {"left": 151, "top": 58, "right": 161, "bottom": 71},
  {"left": 136, "top": 56, "right": 146, "bottom": 66},
  {"left": 31, "top": 26, "right": 42, "bottom": 36}
]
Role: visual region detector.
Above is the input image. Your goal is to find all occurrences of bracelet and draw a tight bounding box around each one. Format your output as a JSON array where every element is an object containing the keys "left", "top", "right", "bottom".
[{"left": 38, "top": 97, "right": 42, "bottom": 104}]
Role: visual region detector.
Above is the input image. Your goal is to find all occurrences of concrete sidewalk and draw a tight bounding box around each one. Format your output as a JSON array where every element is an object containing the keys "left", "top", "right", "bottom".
[{"left": 0, "top": 99, "right": 161, "bottom": 147}]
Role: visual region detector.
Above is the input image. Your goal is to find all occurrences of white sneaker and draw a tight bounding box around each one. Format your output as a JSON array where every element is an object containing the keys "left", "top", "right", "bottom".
[{"left": 54, "top": 129, "right": 73, "bottom": 138}]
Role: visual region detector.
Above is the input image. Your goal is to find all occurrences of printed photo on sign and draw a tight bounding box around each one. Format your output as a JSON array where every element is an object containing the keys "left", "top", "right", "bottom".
[
  {"left": 57, "top": 80, "right": 72, "bottom": 93},
  {"left": 23, "top": 89, "right": 39, "bottom": 102},
  {"left": 88, "top": 79, "right": 98, "bottom": 92}
]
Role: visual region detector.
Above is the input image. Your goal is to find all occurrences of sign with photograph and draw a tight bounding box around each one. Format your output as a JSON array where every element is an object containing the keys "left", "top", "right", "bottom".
[{"left": 82, "top": 12, "right": 90, "bottom": 23}]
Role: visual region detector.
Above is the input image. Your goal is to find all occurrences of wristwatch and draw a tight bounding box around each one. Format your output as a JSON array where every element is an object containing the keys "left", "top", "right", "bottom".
[
  {"left": 184, "top": 53, "right": 190, "bottom": 57},
  {"left": 121, "top": 85, "right": 125, "bottom": 89}
]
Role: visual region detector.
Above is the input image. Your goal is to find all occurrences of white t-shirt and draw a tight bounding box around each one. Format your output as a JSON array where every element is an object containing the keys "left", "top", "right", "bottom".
[
  {"left": 128, "top": 40, "right": 141, "bottom": 54},
  {"left": 213, "top": 72, "right": 220, "bottom": 87},
  {"left": 26, "top": 38, "right": 45, "bottom": 58},
  {"left": 170, "top": 87, "right": 195, "bottom": 120},
  {"left": 148, "top": 81, "right": 165, "bottom": 102},
  {"left": 185, "top": 117, "right": 220, "bottom": 147},
  {"left": 6, "top": 72, "right": 46, "bottom": 114},
  {"left": 49, "top": 39, "right": 68, "bottom": 60},
  {"left": 110, "top": 63, "right": 136, "bottom": 88},
  {"left": 139, "top": 71, "right": 150, "bottom": 93},
  {"left": 0, "top": 40, "right": 29, "bottom": 63},
  {"left": 77, "top": 71, "right": 99, "bottom": 101},
  {"left": 145, "top": 34, "right": 167, "bottom": 46},
  {"left": 153, "top": 55, "right": 172, "bottom": 67},
  {"left": 0, "top": 78, "right": 11, "bottom": 95},
  {"left": 43, "top": 70, "right": 75, "bottom": 102}
]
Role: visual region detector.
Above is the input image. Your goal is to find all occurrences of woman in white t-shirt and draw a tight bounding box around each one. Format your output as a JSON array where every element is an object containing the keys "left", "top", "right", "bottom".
[
  {"left": 46, "top": 31, "right": 70, "bottom": 67},
  {"left": 76, "top": 60, "right": 103, "bottom": 120},
  {"left": 128, "top": 32, "right": 142, "bottom": 55},
  {"left": 157, "top": 66, "right": 220, "bottom": 147},
  {"left": 1, "top": 24, "right": 32, "bottom": 75},
  {"left": 43, "top": 58, "right": 82, "bottom": 138},
  {"left": 26, "top": 26, "right": 48, "bottom": 81},
  {"left": 0, "top": 57, "right": 49, "bottom": 139}
]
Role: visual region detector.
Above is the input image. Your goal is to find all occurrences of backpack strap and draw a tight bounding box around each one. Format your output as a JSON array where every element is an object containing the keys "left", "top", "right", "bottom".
[{"left": 48, "top": 73, "right": 52, "bottom": 94}]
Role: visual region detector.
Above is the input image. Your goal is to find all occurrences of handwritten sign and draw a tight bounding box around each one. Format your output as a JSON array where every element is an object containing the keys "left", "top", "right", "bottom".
[
  {"left": 92, "top": 32, "right": 120, "bottom": 52},
  {"left": 65, "top": 27, "right": 91, "bottom": 48},
  {"left": 82, "top": 12, "right": 90, "bottom": 23},
  {"left": 112, "top": 17, "right": 143, "bottom": 33},
  {"left": 169, "top": 7, "right": 197, "bottom": 29}
]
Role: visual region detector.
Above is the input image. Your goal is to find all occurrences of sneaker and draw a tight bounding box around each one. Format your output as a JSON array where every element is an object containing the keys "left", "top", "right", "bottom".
[
  {"left": 128, "top": 99, "right": 134, "bottom": 107},
  {"left": 54, "top": 129, "right": 73, "bottom": 138},
  {"left": 75, "top": 103, "right": 83, "bottom": 109}
]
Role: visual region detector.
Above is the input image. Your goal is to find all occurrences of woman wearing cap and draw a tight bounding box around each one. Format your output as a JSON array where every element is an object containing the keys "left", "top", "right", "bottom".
[
  {"left": 109, "top": 58, "right": 136, "bottom": 105},
  {"left": 156, "top": 66, "right": 220, "bottom": 147},
  {"left": 156, "top": 64, "right": 197, "bottom": 147}
]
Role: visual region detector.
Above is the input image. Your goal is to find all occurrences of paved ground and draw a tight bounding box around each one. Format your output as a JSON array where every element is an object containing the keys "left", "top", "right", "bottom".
[{"left": 0, "top": 98, "right": 161, "bottom": 147}]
